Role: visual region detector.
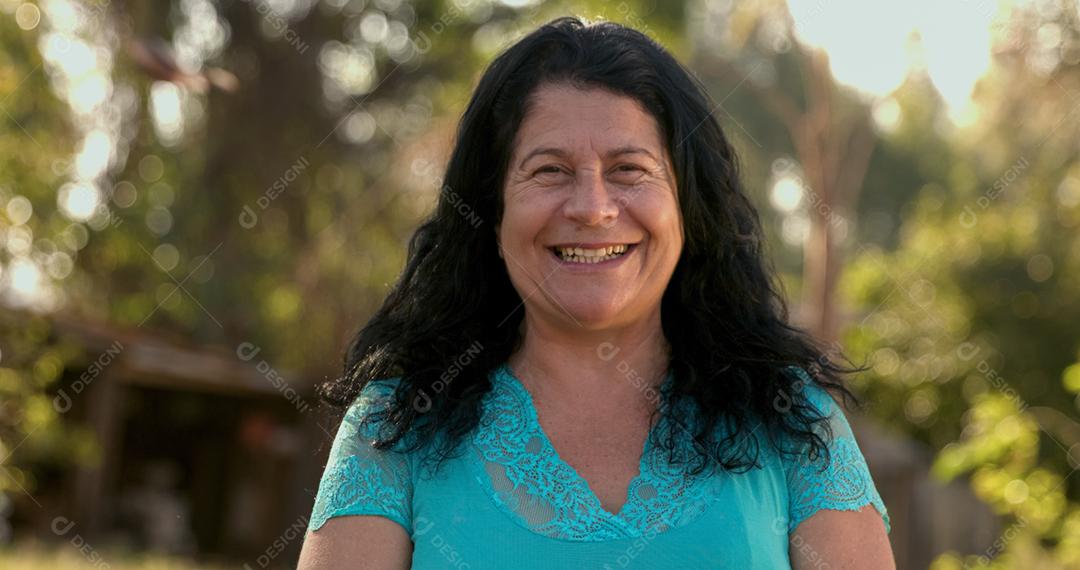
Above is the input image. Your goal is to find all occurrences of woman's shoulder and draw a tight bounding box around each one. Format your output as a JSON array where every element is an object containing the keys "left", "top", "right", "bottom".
[
  {"left": 311, "top": 375, "right": 416, "bottom": 534},
  {"left": 782, "top": 365, "right": 853, "bottom": 440},
  {"left": 342, "top": 375, "right": 449, "bottom": 458},
  {"left": 344, "top": 376, "right": 405, "bottom": 417},
  {"left": 705, "top": 366, "right": 849, "bottom": 468},
  {"left": 337, "top": 376, "right": 416, "bottom": 447},
  {"left": 774, "top": 366, "right": 892, "bottom": 534}
]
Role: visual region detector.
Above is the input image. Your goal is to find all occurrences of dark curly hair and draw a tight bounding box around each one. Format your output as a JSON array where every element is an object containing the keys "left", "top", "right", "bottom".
[{"left": 317, "top": 15, "right": 869, "bottom": 477}]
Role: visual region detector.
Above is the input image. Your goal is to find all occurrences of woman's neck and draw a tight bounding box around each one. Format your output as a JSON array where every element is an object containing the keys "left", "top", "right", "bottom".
[{"left": 507, "top": 312, "right": 672, "bottom": 415}]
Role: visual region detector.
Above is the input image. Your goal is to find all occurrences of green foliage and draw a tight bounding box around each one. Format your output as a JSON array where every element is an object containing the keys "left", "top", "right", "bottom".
[
  {"left": 0, "top": 10, "right": 97, "bottom": 518},
  {"left": 838, "top": 7, "right": 1080, "bottom": 564},
  {"left": 0, "top": 310, "right": 99, "bottom": 501}
]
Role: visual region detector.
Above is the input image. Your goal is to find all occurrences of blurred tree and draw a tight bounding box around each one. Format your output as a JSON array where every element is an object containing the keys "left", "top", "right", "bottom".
[
  {"left": 689, "top": 0, "right": 890, "bottom": 344},
  {"left": 836, "top": 1, "right": 1080, "bottom": 567},
  {"left": 0, "top": 7, "right": 100, "bottom": 540},
  {"left": 66, "top": 0, "right": 686, "bottom": 377}
]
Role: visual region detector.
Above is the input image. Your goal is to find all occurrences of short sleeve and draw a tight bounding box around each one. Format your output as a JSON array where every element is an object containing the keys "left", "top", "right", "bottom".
[
  {"left": 308, "top": 378, "right": 413, "bottom": 534},
  {"left": 782, "top": 367, "right": 891, "bottom": 535}
]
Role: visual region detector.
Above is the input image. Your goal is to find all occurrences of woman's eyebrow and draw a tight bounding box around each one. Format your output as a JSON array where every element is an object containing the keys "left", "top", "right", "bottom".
[
  {"left": 517, "top": 145, "right": 660, "bottom": 168},
  {"left": 517, "top": 146, "right": 570, "bottom": 169},
  {"left": 606, "top": 145, "right": 660, "bottom": 162}
]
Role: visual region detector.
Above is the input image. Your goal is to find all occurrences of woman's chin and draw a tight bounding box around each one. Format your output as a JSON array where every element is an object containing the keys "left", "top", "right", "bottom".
[{"left": 557, "top": 301, "right": 629, "bottom": 328}]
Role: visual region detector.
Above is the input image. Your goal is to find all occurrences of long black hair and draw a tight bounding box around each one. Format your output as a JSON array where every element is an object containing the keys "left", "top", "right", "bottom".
[{"left": 317, "top": 16, "right": 868, "bottom": 476}]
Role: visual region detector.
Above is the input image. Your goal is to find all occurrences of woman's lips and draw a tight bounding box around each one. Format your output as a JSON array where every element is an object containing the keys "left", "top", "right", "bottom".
[{"left": 548, "top": 243, "right": 639, "bottom": 269}]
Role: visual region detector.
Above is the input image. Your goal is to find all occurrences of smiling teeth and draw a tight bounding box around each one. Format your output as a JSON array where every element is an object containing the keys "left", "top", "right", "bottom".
[{"left": 555, "top": 244, "right": 630, "bottom": 263}]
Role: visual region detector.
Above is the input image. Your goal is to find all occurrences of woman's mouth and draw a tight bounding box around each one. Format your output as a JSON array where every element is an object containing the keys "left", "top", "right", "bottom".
[{"left": 548, "top": 243, "right": 638, "bottom": 264}]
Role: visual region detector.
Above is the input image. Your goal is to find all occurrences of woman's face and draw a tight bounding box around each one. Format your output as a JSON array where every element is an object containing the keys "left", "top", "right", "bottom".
[{"left": 497, "top": 83, "right": 683, "bottom": 330}]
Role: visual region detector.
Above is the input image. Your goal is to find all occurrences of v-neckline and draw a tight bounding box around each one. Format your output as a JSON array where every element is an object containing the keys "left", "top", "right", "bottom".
[{"left": 494, "top": 362, "right": 675, "bottom": 519}]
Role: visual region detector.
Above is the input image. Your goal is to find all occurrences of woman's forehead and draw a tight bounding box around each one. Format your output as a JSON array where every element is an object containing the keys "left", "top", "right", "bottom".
[
  {"left": 522, "top": 83, "right": 653, "bottom": 123},
  {"left": 512, "top": 85, "right": 667, "bottom": 158}
]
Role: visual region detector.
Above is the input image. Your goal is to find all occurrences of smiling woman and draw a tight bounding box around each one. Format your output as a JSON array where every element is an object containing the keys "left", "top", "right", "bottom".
[
  {"left": 498, "top": 84, "right": 683, "bottom": 329},
  {"left": 298, "top": 15, "right": 894, "bottom": 570}
]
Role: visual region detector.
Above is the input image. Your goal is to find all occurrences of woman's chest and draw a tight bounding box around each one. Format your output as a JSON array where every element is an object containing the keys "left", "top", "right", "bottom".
[
  {"left": 540, "top": 418, "right": 652, "bottom": 515},
  {"left": 406, "top": 365, "right": 797, "bottom": 566},
  {"left": 408, "top": 448, "right": 794, "bottom": 569}
]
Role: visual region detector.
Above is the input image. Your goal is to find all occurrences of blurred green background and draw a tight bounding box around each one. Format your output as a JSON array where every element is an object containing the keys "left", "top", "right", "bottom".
[{"left": 1, "top": 0, "right": 1079, "bottom": 568}]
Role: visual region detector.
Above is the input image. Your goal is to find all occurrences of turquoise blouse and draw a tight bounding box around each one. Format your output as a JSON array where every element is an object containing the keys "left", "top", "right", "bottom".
[{"left": 307, "top": 363, "right": 891, "bottom": 568}]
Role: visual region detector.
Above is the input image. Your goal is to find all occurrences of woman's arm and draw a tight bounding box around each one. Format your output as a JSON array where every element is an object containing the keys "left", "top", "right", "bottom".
[
  {"left": 781, "top": 367, "right": 894, "bottom": 568},
  {"left": 297, "top": 515, "right": 413, "bottom": 570},
  {"left": 301, "top": 376, "right": 415, "bottom": 568},
  {"left": 789, "top": 504, "right": 895, "bottom": 570}
]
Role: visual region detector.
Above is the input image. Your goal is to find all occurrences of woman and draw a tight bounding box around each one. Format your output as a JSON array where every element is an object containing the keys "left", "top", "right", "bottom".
[{"left": 298, "top": 16, "right": 894, "bottom": 569}]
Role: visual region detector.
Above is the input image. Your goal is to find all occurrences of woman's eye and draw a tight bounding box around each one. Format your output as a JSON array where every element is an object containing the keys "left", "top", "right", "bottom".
[
  {"left": 534, "top": 165, "right": 564, "bottom": 175},
  {"left": 612, "top": 164, "right": 647, "bottom": 178}
]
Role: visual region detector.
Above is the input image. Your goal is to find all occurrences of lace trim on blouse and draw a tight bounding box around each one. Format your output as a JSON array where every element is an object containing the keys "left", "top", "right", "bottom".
[
  {"left": 782, "top": 366, "right": 892, "bottom": 535},
  {"left": 308, "top": 380, "right": 413, "bottom": 533},
  {"left": 467, "top": 363, "right": 720, "bottom": 541}
]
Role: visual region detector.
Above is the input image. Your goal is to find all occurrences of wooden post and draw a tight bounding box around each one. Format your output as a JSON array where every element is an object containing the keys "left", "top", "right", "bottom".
[{"left": 72, "top": 368, "right": 124, "bottom": 540}]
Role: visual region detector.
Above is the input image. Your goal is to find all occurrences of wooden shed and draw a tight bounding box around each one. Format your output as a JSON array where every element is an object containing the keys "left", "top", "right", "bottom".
[{"left": 32, "top": 314, "right": 331, "bottom": 567}]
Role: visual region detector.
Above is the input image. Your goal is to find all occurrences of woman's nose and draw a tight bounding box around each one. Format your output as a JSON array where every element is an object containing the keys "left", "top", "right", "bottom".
[{"left": 562, "top": 169, "right": 619, "bottom": 227}]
